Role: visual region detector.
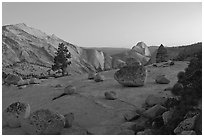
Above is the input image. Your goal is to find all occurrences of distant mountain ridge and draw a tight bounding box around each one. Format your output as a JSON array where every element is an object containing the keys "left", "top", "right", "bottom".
[{"left": 2, "top": 23, "right": 129, "bottom": 76}]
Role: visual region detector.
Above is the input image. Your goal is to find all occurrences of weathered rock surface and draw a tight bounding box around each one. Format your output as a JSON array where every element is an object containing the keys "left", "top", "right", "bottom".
[
  {"left": 3, "top": 102, "right": 30, "bottom": 128},
  {"left": 64, "top": 113, "right": 74, "bottom": 128},
  {"left": 21, "top": 109, "right": 65, "bottom": 135},
  {"left": 174, "top": 115, "right": 197, "bottom": 134},
  {"left": 88, "top": 72, "right": 96, "bottom": 80},
  {"left": 114, "top": 65, "right": 147, "bottom": 87},
  {"left": 94, "top": 73, "right": 105, "bottom": 82},
  {"left": 123, "top": 110, "right": 140, "bottom": 121},
  {"left": 145, "top": 94, "right": 167, "bottom": 107},
  {"left": 104, "top": 91, "right": 117, "bottom": 100},
  {"left": 155, "top": 75, "right": 170, "bottom": 84},
  {"left": 143, "top": 104, "right": 167, "bottom": 119},
  {"left": 162, "top": 110, "right": 174, "bottom": 125},
  {"left": 4, "top": 74, "right": 23, "bottom": 85},
  {"left": 29, "top": 78, "right": 41, "bottom": 84},
  {"left": 18, "top": 85, "right": 27, "bottom": 89},
  {"left": 64, "top": 85, "right": 76, "bottom": 95},
  {"left": 17, "top": 79, "right": 30, "bottom": 86},
  {"left": 125, "top": 57, "right": 141, "bottom": 66}
]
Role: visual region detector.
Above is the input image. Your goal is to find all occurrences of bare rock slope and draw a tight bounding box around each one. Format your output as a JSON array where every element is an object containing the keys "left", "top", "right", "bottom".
[{"left": 2, "top": 23, "right": 125, "bottom": 76}]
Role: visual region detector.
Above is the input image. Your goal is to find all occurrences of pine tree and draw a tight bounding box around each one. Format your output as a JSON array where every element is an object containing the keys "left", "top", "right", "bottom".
[{"left": 52, "top": 43, "right": 71, "bottom": 76}]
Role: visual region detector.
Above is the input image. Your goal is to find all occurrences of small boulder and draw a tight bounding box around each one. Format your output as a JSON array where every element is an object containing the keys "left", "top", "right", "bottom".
[
  {"left": 155, "top": 75, "right": 170, "bottom": 84},
  {"left": 145, "top": 94, "right": 167, "bottom": 107},
  {"left": 4, "top": 74, "right": 23, "bottom": 85},
  {"left": 88, "top": 72, "right": 96, "bottom": 80},
  {"left": 64, "top": 113, "right": 74, "bottom": 128},
  {"left": 134, "top": 116, "right": 149, "bottom": 132},
  {"left": 143, "top": 104, "right": 167, "bottom": 119},
  {"left": 17, "top": 79, "right": 30, "bottom": 86},
  {"left": 104, "top": 91, "right": 117, "bottom": 100},
  {"left": 152, "top": 116, "right": 164, "bottom": 129},
  {"left": 174, "top": 115, "right": 197, "bottom": 134},
  {"left": 114, "top": 65, "right": 147, "bottom": 87},
  {"left": 29, "top": 78, "right": 41, "bottom": 84},
  {"left": 162, "top": 110, "right": 174, "bottom": 125},
  {"left": 3, "top": 102, "right": 30, "bottom": 128},
  {"left": 18, "top": 85, "right": 27, "bottom": 89},
  {"left": 94, "top": 73, "right": 105, "bottom": 82},
  {"left": 55, "top": 84, "right": 63, "bottom": 88},
  {"left": 180, "top": 130, "right": 196, "bottom": 135},
  {"left": 21, "top": 109, "right": 65, "bottom": 135},
  {"left": 64, "top": 85, "right": 76, "bottom": 95},
  {"left": 123, "top": 110, "right": 140, "bottom": 121}
]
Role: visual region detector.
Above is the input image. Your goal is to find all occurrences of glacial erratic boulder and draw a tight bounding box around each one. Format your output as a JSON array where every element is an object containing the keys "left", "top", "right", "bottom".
[
  {"left": 142, "top": 104, "right": 167, "bottom": 119},
  {"left": 125, "top": 57, "right": 141, "bottom": 66},
  {"left": 21, "top": 109, "right": 65, "bottom": 135},
  {"left": 88, "top": 72, "right": 96, "bottom": 80},
  {"left": 145, "top": 94, "right": 167, "bottom": 107},
  {"left": 64, "top": 113, "right": 74, "bottom": 128},
  {"left": 155, "top": 75, "right": 170, "bottom": 84},
  {"left": 29, "top": 78, "right": 41, "bottom": 84},
  {"left": 114, "top": 65, "right": 147, "bottom": 87},
  {"left": 3, "top": 102, "right": 30, "bottom": 128},
  {"left": 64, "top": 85, "right": 76, "bottom": 95},
  {"left": 104, "top": 91, "right": 117, "bottom": 100},
  {"left": 94, "top": 73, "right": 105, "bottom": 82},
  {"left": 174, "top": 115, "right": 197, "bottom": 134},
  {"left": 123, "top": 110, "right": 140, "bottom": 121},
  {"left": 17, "top": 79, "right": 30, "bottom": 86},
  {"left": 4, "top": 74, "right": 23, "bottom": 85}
]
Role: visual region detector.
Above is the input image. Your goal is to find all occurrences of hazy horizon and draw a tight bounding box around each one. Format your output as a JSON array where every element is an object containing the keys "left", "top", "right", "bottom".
[{"left": 2, "top": 2, "right": 202, "bottom": 48}]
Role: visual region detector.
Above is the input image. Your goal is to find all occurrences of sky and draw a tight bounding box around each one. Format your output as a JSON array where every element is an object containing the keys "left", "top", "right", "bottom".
[{"left": 2, "top": 2, "right": 202, "bottom": 48}]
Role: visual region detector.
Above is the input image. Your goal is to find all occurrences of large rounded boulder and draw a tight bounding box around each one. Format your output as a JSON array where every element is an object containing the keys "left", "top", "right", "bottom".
[
  {"left": 4, "top": 74, "right": 23, "bottom": 85},
  {"left": 21, "top": 109, "right": 65, "bottom": 135},
  {"left": 3, "top": 102, "right": 30, "bottom": 128},
  {"left": 114, "top": 65, "right": 147, "bottom": 87}
]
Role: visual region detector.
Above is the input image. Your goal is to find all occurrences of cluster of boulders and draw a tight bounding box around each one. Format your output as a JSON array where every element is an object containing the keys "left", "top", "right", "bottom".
[
  {"left": 111, "top": 93, "right": 201, "bottom": 135},
  {"left": 3, "top": 102, "right": 75, "bottom": 135},
  {"left": 88, "top": 72, "right": 105, "bottom": 82},
  {"left": 3, "top": 73, "right": 42, "bottom": 89},
  {"left": 152, "top": 60, "right": 175, "bottom": 68}
]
